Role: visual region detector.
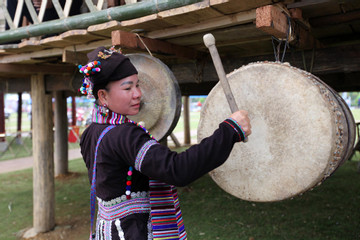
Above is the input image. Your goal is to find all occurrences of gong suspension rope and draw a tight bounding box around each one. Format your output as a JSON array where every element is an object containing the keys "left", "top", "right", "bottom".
[
  {"left": 271, "top": 15, "right": 291, "bottom": 63},
  {"left": 134, "top": 33, "right": 154, "bottom": 57},
  {"left": 301, "top": 47, "right": 316, "bottom": 73}
]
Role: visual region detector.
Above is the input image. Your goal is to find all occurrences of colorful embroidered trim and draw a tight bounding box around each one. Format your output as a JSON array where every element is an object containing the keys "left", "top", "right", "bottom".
[
  {"left": 225, "top": 118, "right": 246, "bottom": 142},
  {"left": 92, "top": 103, "right": 130, "bottom": 125},
  {"left": 150, "top": 180, "right": 187, "bottom": 240},
  {"left": 135, "top": 140, "right": 158, "bottom": 172},
  {"left": 97, "top": 191, "right": 149, "bottom": 207},
  {"left": 90, "top": 125, "right": 116, "bottom": 240},
  {"left": 98, "top": 197, "right": 151, "bottom": 221}
]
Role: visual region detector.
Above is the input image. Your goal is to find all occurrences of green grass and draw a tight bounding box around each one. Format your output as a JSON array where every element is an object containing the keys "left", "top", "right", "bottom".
[
  {"left": 0, "top": 159, "right": 90, "bottom": 240},
  {"left": 178, "top": 160, "right": 360, "bottom": 240},
  {"left": 0, "top": 158, "right": 359, "bottom": 240}
]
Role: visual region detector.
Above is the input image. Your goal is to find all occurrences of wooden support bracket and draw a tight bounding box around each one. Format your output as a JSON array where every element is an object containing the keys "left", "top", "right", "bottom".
[
  {"left": 111, "top": 30, "right": 198, "bottom": 60},
  {"left": 256, "top": 4, "right": 322, "bottom": 49},
  {"left": 62, "top": 50, "right": 88, "bottom": 65},
  {"left": 256, "top": 5, "right": 289, "bottom": 39}
]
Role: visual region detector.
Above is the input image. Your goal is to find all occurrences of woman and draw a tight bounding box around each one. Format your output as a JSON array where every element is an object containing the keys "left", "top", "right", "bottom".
[{"left": 80, "top": 46, "right": 251, "bottom": 240}]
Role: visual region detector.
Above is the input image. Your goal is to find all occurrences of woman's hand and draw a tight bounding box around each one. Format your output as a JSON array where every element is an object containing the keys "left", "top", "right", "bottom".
[{"left": 230, "top": 110, "right": 251, "bottom": 138}]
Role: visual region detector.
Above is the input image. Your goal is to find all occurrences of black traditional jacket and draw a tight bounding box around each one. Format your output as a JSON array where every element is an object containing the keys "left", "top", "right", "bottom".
[{"left": 80, "top": 107, "right": 244, "bottom": 240}]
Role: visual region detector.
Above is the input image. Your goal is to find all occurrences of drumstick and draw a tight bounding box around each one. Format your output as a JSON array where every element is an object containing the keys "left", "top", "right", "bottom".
[
  {"left": 203, "top": 33, "right": 239, "bottom": 113},
  {"left": 203, "top": 33, "right": 248, "bottom": 142}
]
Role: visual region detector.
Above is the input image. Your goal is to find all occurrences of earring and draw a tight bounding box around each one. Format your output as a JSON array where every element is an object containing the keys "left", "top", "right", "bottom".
[{"left": 100, "top": 104, "right": 109, "bottom": 117}]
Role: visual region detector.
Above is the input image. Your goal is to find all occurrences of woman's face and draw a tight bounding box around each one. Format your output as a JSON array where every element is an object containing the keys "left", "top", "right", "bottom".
[{"left": 100, "top": 74, "right": 142, "bottom": 116}]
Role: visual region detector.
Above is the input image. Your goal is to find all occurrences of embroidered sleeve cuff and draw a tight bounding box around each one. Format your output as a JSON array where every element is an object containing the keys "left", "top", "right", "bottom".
[
  {"left": 134, "top": 139, "right": 158, "bottom": 172},
  {"left": 224, "top": 118, "right": 246, "bottom": 142}
]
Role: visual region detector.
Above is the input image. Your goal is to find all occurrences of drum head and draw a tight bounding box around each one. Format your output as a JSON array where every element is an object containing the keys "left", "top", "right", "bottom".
[
  {"left": 197, "top": 62, "right": 355, "bottom": 202},
  {"left": 127, "top": 54, "right": 181, "bottom": 141}
]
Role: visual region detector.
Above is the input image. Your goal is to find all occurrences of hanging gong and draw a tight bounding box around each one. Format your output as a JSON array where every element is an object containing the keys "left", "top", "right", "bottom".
[
  {"left": 126, "top": 53, "right": 181, "bottom": 141},
  {"left": 197, "top": 61, "right": 355, "bottom": 202}
]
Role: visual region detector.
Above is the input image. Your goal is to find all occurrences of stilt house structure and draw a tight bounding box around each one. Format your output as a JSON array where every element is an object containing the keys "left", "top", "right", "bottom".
[{"left": 0, "top": 0, "right": 359, "bottom": 236}]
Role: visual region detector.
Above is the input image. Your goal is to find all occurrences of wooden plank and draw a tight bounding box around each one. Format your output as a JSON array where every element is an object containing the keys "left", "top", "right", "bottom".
[
  {"left": 111, "top": 30, "right": 198, "bottom": 59},
  {"left": 210, "top": 0, "right": 279, "bottom": 14},
  {"left": 158, "top": 1, "right": 223, "bottom": 26},
  {"left": 167, "top": 23, "right": 266, "bottom": 47},
  {"left": 87, "top": 20, "right": 124, "bottom": 37},
  {"left": 18, "top": 39, "right": 45, "bottom": 52},
  {"left": 145, "top": 9, "right": 256, "bottom": 39},
  {"left": 60, "top": 30, "right": 107, "bottom": 44},
  {"left": 120, "top": 1, "right": 222, "bottom": 32},
  {"left": 121, "top": 14, "right": 174, "bottom": 32},
  {"left": 0, "top": 39, "right": 112, "bottom": 64},
  {"left": 40, "top": 35, "right": 75, "bottom": 48}
]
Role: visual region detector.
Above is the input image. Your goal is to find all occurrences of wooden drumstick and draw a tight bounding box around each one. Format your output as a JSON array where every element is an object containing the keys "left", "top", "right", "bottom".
[
  {"left": 203, "top": 33, "right": 248, "bottom": 142},
  {"left": 203, "top": 33, "right": 239, "bottom": 113}
]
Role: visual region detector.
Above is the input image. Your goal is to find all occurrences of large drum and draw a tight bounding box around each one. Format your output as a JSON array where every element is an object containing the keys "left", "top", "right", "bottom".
[{"left": 197, "top": 61, "right": 356, "bottom": 202}]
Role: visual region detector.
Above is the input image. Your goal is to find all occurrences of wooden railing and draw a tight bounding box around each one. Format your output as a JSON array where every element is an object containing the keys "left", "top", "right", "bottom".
[{"left": 0, "top": 0, "right": 136, "bottom": 31}]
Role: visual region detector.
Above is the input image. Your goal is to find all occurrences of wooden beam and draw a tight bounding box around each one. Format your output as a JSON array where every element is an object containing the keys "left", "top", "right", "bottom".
[
  {"left": 0, "top": 74, "right": 81, "bottom": 93},
  {"left": 287, "top": 0, "right": 332, "bottom": 9},
  {"left": 309, "top": 10, "right": 360, "bottom": 28},
  {"left": 0, "top": 78, "right": 31, "bottom": 92},
  {"left": 111, "top": 30, "right": 198, "bottom": 59},
  {"left": 172, "top": 43, "right": 360, "bottom": 86},
  {"left": 0, "top": 63, "right": 76, "bottom": 75}
]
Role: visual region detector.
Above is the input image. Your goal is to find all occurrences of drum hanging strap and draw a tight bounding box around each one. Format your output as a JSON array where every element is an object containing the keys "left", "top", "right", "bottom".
[{"left": 89, "top": 125, "right": 116, "bottom": 240}]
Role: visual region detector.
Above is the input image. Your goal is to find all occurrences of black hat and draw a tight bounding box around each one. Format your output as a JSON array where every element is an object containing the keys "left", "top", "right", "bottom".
[{"left": 79, "top": 46, "right": 138, "bottom": 99}]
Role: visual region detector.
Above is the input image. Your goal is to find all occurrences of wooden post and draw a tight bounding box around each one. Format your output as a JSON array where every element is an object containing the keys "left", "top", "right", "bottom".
[
  {"left": 17, "top": 92, "right": 22, "bottom": 140},
  {"left": 0, "top": 92, "right": 5, "bottom": 143},
  {"left": 31, "top": 74, "right": 55, "bottom": 233},
  {"left": 183, "top": 96, "right": 191, "bottom": 145},
  {"left": 71, "top": 96, "right": 76, "bottom": 126},
  {"left": 54, "top": 91, "right": 68, "bottom": 176}
]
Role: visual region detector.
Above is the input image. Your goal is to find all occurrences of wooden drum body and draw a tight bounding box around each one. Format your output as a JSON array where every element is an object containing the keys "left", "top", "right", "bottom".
[{"left": 197, "top": 62, "right": 355, "bottom": 202}]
